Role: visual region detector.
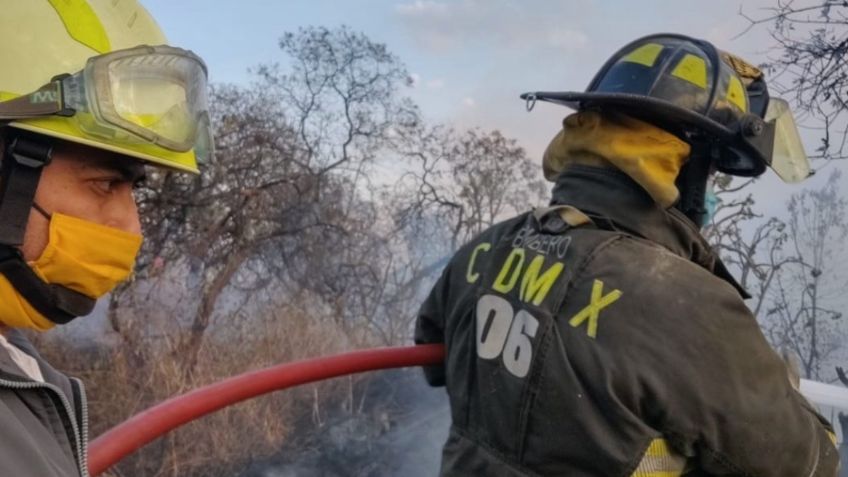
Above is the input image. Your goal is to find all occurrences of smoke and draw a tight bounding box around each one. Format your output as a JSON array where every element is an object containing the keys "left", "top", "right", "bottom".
[
  {"left": 237, "top": 370, "right": 450, "bottom": 477},
  {"left": 376, "top": 375, "right": 450, "bottom": 476}
]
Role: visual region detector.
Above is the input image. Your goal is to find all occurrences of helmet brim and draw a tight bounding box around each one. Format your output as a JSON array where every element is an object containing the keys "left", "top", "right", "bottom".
[
  {"left": 522, "top": 91, "right": 736, "bottom": 139},
  {"left": 521, "top": 90, "right": 767, "bottom": 176}
]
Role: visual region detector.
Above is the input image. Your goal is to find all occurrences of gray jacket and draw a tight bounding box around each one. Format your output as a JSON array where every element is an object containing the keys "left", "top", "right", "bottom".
[{"left": 0, "top": 328, "right": 89, "bottom": 477}]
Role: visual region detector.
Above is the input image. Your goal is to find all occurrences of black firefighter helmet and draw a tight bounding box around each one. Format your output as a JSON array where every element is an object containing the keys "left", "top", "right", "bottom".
[{"left": 522, "top": 33, "right": 810, "bottom": 183}]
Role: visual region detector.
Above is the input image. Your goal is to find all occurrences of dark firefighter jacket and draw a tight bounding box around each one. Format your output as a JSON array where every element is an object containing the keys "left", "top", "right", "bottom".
[
  {"left": 415, "top": 165, "right": 839, "bottom": 477},
  {"left": 0, "top": 328, "right": 89, "bottom": 477}
]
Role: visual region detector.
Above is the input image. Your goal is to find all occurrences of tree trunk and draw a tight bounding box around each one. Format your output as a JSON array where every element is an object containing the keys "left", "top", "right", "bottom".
[{"left": 177, "top": 246, "right": 253, "bottom": 378}]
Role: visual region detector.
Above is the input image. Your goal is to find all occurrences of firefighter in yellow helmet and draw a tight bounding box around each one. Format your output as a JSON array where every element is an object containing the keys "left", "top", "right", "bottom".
[
  {"left": 0, "top": 1, "right": 210, "bottom": 475},
  {"left": 416, "top": 34, "right": 840, "bottom": 475}
]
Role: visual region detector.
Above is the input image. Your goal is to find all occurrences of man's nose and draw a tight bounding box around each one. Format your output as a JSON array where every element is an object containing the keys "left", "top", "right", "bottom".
[{"left": 105, "top": 185, "right": 142, "bottom": 235}]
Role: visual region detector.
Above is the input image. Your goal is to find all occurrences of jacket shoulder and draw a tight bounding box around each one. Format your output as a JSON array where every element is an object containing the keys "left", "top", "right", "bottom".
[
  {"left": 578, "top": 232, "right": 740, "bottom": 306},
  {"left": 561, "top": 232, "right": 758, "bottom": 364}
]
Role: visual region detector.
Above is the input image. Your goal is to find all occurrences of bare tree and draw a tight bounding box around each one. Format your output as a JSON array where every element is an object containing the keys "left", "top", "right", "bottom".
[
  {"left": 760, "top": 170, "right": 848, "bottom": 380},
  {"left": 109, "top": 26, "right": 419, "bottom": 376},
  {"left": 704, "top": 169, "right": 848, "bottom": 382},
  {"left": 742, "top": 1, "right": 848, "bottom": 160},
  {"left": 704, "top": 175, "right": 800, "bottom": 318},
  {"left": 736, "top": 1, "right": 848, "bottom": 387},
  {"left": 393, "top": 125, "right": 547, "bottom": 251},
  {"left": 81, "top": 27, "right": 429, "bottom": 476}
]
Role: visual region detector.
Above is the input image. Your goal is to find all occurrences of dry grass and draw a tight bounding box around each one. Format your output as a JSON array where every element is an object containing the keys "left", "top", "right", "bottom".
[{"left": 39, "top": 296, "right": 384, "bottom": 477}]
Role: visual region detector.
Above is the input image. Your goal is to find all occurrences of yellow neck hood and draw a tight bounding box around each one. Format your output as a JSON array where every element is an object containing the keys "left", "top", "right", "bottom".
[{"left": 543, "top": 111, "right": 691, "bottom": 208}]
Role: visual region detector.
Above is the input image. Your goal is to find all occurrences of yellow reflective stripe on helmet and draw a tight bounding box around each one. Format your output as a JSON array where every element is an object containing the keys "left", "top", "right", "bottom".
[
  {"left": 671, "top": 53, "right": 707, "bottom": 89},
  {"left": 47, "top": 0, "right": 111, "bottom": 54},
  {"left": 726, "top": 75, "right": 748, "bottom": 112},
  {"left": 631, "top": 439, "right": 687, "bottom": 477},
  {"left": 622, "top": 43, "right": 664, "bottom": 68}
]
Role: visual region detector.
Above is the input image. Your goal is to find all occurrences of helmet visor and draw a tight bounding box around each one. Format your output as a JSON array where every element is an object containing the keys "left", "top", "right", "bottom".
[
  {"left": 91, "top": 46, "right": 208, "bottom": 152},
  {"left": 765, "top": 98, "right": 810, "bottom": 183}
]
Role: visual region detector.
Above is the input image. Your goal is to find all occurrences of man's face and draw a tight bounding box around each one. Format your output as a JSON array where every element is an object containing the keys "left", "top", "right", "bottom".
[{"left": 18, "top": 138, "right": 145, "bottom": 262}]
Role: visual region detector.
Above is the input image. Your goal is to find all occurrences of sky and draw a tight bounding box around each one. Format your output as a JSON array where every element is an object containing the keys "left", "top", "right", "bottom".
[
  {"left": 142, "top": 0, "right": 777, "bottom": 149},
  {"left": 141, "top": 0, "right": 842, "bottom": 216}
]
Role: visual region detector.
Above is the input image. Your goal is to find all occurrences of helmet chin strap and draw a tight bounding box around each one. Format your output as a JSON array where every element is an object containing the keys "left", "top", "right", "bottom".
[
  {"left": 0, "top": 131, "right": 94, "bottom": 324},
  {"left": 674, "top": 140, "right": 717, "bottom": 228}
]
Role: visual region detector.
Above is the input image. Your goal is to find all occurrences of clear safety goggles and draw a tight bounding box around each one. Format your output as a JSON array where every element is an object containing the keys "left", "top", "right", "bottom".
[
  {"left": 764, "top": 98, "right": 810, "bottom": 183},
  {"left": 0, "top": 45, "right": 212, "bottom": 163}
]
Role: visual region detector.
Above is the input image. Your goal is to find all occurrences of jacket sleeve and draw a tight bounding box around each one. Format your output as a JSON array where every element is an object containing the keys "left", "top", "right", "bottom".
[
  {"left": 414, "top": 265, "right": 451, "bottom": 387},
  {"left": 570, "top": 238, "right": 840, "bottom": 476}
]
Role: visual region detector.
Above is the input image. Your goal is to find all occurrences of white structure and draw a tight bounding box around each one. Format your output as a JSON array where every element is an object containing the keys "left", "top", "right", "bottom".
[{"left": 800, "top": 379, "right": 848, "bottom": 444}]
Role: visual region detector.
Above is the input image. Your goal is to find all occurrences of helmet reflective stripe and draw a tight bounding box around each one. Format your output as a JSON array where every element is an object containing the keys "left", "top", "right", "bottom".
[
  {"left": 47, "top": 0, "right": 111, "bottom": 54},
  {"left": 726, "top": 75, "right": 748, "bottom": 113},
  {"left": 621, "top": 43, "right": 664, "bottom": 67},
  {"left": 671, "top": 54, "right": 708, "bottom": 89}
]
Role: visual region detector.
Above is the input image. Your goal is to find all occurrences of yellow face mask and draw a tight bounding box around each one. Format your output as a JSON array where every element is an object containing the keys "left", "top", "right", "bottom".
[
  {"left": 543, "top": 110, "right": 692, "bottom": 208},
  {"left": 0, "top": 213, "right": 142, "bottom": 331}
]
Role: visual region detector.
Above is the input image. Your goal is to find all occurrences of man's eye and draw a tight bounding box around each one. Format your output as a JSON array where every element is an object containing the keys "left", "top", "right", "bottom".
[{"left": 92, "top": 179, "right": 118, "bottom": 193}]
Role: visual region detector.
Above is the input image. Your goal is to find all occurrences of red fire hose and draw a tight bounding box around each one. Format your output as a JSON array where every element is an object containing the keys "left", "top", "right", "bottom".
[{"left": 88, "top": 344, "right": 445, "bottom": 476}]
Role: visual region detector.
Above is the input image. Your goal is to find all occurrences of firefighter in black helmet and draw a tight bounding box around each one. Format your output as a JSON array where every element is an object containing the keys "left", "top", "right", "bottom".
[{"left": 415, "top": 34, "right": 839, "bottom": 476}]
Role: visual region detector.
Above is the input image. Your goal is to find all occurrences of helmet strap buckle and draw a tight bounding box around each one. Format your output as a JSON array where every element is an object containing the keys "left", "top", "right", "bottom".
[{"left": 0, "top": 133, "right": 53, "bottom": 246}]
